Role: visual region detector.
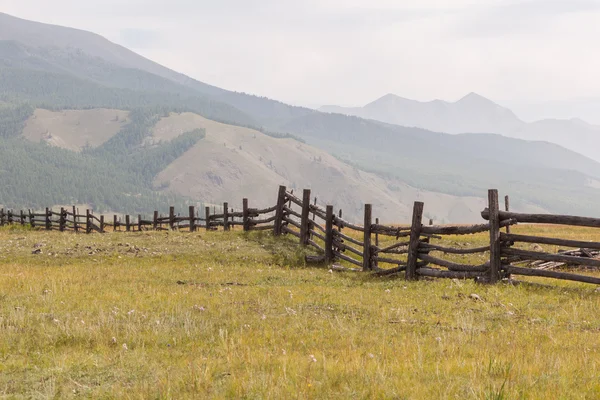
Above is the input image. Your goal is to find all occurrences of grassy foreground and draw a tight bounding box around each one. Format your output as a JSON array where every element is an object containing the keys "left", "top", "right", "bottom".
[{"left": 0, "top": 226, "right": 599, "bottom": 399}]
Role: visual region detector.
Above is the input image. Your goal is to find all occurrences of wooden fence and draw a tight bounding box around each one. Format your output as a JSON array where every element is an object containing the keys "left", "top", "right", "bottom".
[
  {"left": 2, "top": 186, "right": 600, "bottom": 286},
  {"left": 0, "top": 200, "right": 277, "bottom": 234}
]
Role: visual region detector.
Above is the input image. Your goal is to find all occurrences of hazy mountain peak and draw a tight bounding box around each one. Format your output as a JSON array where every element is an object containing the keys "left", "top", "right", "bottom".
[{"left": 456, "top": 92, "right": 495, "bottom": 105}]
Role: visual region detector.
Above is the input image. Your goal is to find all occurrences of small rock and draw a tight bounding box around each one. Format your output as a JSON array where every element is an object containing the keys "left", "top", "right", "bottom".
[
  {"left": 32, "top": 249, "right": 42, "bottom": 255},
  {"left": 469, "top": 293, "right": 482, "bottom": 301}
]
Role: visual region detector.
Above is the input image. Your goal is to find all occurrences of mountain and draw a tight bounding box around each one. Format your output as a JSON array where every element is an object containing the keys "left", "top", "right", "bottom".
[
  {"left": 7, "top": 106, "right": 513, "bottom": 222},
  {"left": 320, "top": 93, "right": 600, "bottom": 163},
  {"left": 320, "top": 92, "right": 524, "bottom": 134},
  {"left": 1, "top": 12, "right": 600, "bottom": 221}
]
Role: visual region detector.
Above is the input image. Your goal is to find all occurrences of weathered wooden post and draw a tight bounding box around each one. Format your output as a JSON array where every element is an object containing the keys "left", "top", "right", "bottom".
[
  {"left": 7, "top": 210, "right": 13, "bottom": 225},
  {"left": 274, "top": 185, "right": 287, "bottom": 236},
  {"left": 151, "top": 211, "right": 157, "bottom": 230},
  {"left": 405, "top": 201, "right": 424, "bottom": 280},
  {"left": 504, "top": 195, "right": 510, "bottom": 234},
  {"left": 429, "top": 219, "right": 433, "bottom": 226},
  {"left": 72, "top": 206, "right": 78, "bottom": 233},
  {"left": 299, "top": 189, "right": 311, "bottom": 245},
  {"left": 205, "top": 206, "right": 211, "bottom": 231},
  {"left": 59, "top": 208, "right": 65, "bottom": 232},
  {"left": 375, "top": 217, "right": 380, "bottom": 247},
  {"left": 137, "top": 214, "right": 142, "bottom": 232},
  {"left": 223, "top": 202, "right": 229, "bottom": 231},
  {"left": 488, "top": 189, "right": 501, "bottom": 283},
  {"left": 242, "top": 198, "right": 250, "bottom": 232},
  {"left": 29, "top": 209, "right": 34, "bottom": 228},
  {"left": 45, "top": 208, "right": 51, "bottom": 230},
  {"left": 125, "top": 215, "right": 130, "bottom": 232},
  {"left": 311, "top": 197, "right": 317, "bottom": 239},
  {"left": 169, "top": 206, "right": 175, "bottom": 230},
  {"left": 189, "top": 206, "right": 196, "bottom": 232},
  {"left": 20, "top": 210, "right": 25, "bottom": 226},
  {"left": 363, "top": 204, "right": 373, "bottom": 271},
  {"left": 0, "top": 209, "right": 4, "bottom": 226},
  {"left": 86, "top": 209, "right": 91, "bottom": 234},
  {"left": 100, "top": 215, "right": 105, "bottom": 233},
  {"left": 325, "top": 205, "right": 334, "bottom": 263},
  {"left": 338, "top": 209, "right": 343, "bottom": 233}
]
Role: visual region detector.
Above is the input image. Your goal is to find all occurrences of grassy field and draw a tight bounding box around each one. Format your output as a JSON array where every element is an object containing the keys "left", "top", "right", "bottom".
[{"left": 0, "top": 225, "right": 599, "bottom": 399}]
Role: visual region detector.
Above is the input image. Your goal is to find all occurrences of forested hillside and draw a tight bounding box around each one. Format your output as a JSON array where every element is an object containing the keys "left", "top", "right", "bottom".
[{"left": 0, "top": 106, "right": 205, "bottom": 212}]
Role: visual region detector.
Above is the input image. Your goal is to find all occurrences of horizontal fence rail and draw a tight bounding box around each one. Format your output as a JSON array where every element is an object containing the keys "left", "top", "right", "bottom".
[{"left": 2, "top": 186, "right": 600, "bottom": 286}]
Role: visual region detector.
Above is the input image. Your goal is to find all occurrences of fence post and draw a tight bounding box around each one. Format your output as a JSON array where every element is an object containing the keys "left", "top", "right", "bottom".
[
  {"left": 405, "top": 201, "right": 424, "bottom": 281},
  {"left": 86, "top": 209, "right": 91, "bottom": 234},
  {"left": 488, "top": 189, "right": 501, "bottom": 283},
  {"left": 169, "top": 206, "right": 175, "bottom": 230},
  {"left": 125, "top": 215, "right": 130, "bottom": 232},
  {"left": 20, "top": 210, "right": 25, "bottom": 226},
  {"left": 29, "top": 210, "right": 34, "bottom": 228},
  {"left": 504, "top": 195, "right": 510, "bottom": 234},
  {"left": 45, "top": 208, "right": 51, "bottom": 230},
  {"left": 100, "top": 215, "right": 105, "bottom": 233},
  {"left": 59, "top": 208, "right": 65, "bottom": 232},
  {"left": 189, "top": 206, "right": 196, "bottom": 232},
  {"left": 325, "top": 205, "right": 334, "bottom": 263},
  {"left": 363, "top": 204, "right": 372, "bottom": 271},
  {"left": 0, "top": 209, "right": 4, "bottom": 226},
  {"left": 274, "top": 185, "right": 287, "bottom": 236},
  {"left": 205, "top": 206, "right": 211, "bottom": 231},
  {"left": 299, "top": 189, "right": 311, "bottom": 245},
  {"left": 7, "top": 210, "right": 13, "bottom": 225},
  {"left": 137, "top": 214, "right": 142, "bottom": 232},
  {"left": 72, "top": 206, "right": 78, "bottom": 233},
  {"left": 375, "top": 217, "right": 379, "bottom": 247},
  {"left": 223, "top": 202, "right": 229, "bottom": 231},
  {"left": 242, "top": 198, "right": 250, "bottom": 232},
  {"left": 338, "top": 209, "right": 343, "bottom": 233}
]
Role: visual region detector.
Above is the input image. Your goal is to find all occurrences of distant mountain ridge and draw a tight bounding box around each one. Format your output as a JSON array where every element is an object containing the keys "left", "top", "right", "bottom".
[
  {"left": 320, "top": 93, "right": 600, "bottom": 163},
  {"left": 320, "top": 92, "right": 523, "bottom": 134}
]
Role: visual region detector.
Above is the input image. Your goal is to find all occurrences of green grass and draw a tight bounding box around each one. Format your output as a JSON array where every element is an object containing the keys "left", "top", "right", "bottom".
[{"left": 0, "top": 226, "right": 599, "bottom": 398}]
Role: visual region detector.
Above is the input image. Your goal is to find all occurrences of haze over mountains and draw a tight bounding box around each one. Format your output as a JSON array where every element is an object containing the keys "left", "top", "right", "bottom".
[
  {"left": 320, "top": 93, "right": 600, "bottom": 163},
  {"left": 1, "top": 12, "right": 599, "bottom": 222}
]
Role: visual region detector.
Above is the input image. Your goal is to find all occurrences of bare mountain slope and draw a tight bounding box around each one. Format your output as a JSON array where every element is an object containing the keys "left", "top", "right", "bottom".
[
  {"left": 13, "top": 107, "right": 546, "bottom": 222},
  {"left": 152, "top": 113, "right": 544, "bottom": 222},
  {"left": 23, "top": 108, "right": 129, "bottom": 151}
]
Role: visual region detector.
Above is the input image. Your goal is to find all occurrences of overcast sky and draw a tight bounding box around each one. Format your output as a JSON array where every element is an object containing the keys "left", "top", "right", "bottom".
[{"left": 1, "top": 0, "right": 599, "bottom": 116}]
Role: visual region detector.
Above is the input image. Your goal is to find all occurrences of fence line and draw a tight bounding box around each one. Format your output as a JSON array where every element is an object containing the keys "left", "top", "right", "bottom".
[{"left": 2, "top": 186, "right": 600, "bottom": 286}]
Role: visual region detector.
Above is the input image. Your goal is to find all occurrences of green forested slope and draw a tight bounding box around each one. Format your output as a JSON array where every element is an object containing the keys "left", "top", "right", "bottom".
[{"left": 0, "top": 106, "right": 205, "bottom": 212}]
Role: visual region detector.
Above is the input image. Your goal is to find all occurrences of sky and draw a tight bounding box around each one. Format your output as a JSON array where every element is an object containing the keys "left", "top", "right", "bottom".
[{"left": 1, "top": 0, "right": 599, "bottom": 119}]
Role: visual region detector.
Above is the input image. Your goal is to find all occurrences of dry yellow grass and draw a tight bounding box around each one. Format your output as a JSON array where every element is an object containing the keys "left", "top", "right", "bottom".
[{"left": 0, "top": 225, "right": 599, "bottom": 398}]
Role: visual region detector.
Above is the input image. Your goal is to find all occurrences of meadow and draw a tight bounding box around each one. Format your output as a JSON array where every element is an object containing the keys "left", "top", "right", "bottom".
[{"left": 0, "top": 225, "right": 599, "bottom": 399}]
